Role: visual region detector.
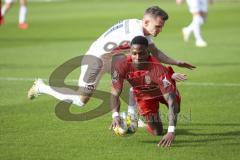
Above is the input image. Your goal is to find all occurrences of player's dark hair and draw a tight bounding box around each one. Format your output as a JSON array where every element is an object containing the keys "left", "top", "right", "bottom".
[
  {"left": 144, "top": 6, "right": 169, "bottom": 21},
  {"left": 131, "top": 36, "right": 149, "bottom": 47}
]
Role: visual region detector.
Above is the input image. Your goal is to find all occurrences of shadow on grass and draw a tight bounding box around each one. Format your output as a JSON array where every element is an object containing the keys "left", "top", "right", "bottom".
[
  {"left": 180, "top": 123, "right": 240, "bottom": 127},
  {"left": 140, "top": 126, "right": 240, "bottom": 147},
  {"left": 176, "top": 129, "right": 240, "bottom": 147},
  {"left": 176, "top": 129, "right": 240, "bottom": 136}
]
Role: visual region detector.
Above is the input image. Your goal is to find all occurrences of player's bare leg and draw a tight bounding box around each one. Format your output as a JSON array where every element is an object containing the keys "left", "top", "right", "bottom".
[
  {"left": 19, "top": 0, "right": 28, "bottom": 29},
  {"left": 27, "top": 79, "right": 86, "bottom": 107},
  {"left": 1, "top": 1, "right": 12, "bottom": 15},
  {"left": 192, "top": 12, "right": 207, "bottom": 47},
  {"left": 183, "top": 0, "right": 208, "bottom": 47},
  {"left": 77, "top": 54, "right": 104, "bottom": 105},
  {"left": 144, "top": 113, "right": 163, "bottom": 136},
  {"left": 182, "top": 12, "right": 207, "bottom": 47}
]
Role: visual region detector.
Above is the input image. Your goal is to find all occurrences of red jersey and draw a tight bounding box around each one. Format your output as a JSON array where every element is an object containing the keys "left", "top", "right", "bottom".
[{"left": 112, "top": 55, "right": 176, "bottom": 100}]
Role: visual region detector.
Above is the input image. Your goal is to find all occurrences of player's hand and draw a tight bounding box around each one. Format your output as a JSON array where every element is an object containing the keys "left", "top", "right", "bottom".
[
  {"left": 172, "top": 73, "right": 187, "bottom": 82},
  {"left": 158, "top": 132, "right": 175, "bottom": 148},
  {"left": 176, "top": 60, "right": 196, "bottom": 70},
  {"left": 109, "top": 116, "right": 121, "bottom": 130}
]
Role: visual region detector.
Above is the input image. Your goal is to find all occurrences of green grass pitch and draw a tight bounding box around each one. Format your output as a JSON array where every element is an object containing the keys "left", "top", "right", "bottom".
[{"left": 0, "top": 0, "right": 240, "bottom": 159}]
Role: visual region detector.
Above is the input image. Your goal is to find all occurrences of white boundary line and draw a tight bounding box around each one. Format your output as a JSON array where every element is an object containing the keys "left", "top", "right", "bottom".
[
  {"left": 0, "top": 77, "right": 240, "bottom": 87},
  {"left": 179, "top": 82, "right": 240, "bottom": 87}
]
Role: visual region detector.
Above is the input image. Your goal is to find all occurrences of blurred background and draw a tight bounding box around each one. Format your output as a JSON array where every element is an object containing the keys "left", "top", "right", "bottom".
[{"left": 0, "top": 0, "right": 240, "bottom": 160}]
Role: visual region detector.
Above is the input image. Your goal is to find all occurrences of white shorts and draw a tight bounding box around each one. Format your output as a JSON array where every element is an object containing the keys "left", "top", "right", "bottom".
[
  {"left": 78, "top": 52, "right": 113, "bottom": 95},
  {"left": 186, "top": 0, "right": 208, "bottom": 13},
  {"left": 5, "top": 0, "right": 13, "bottom": 3}
]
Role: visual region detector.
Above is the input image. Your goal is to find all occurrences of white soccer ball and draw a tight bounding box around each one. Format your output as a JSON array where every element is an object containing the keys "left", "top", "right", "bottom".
[{"left": 113, "top": 112, "right": 138, "bottom": 137}]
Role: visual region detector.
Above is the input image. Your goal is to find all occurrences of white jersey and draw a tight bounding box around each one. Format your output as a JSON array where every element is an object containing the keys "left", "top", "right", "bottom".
[{"left": 86, "top": 19, "right": 153, "bottom": 57}]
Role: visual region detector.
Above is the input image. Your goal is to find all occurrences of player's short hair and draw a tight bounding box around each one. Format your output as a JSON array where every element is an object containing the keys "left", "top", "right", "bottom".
[
  {"left": 131, "top": 36, "right": 149, "bottom": 47},
  {"left": 144, "top": 6, "right": 169, "bottom": 21}
]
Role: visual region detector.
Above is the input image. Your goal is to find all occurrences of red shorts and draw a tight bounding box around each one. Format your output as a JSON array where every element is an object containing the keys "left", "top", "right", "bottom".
[{"left": 136, "top": 90, "right": 181, "bottom": 116}]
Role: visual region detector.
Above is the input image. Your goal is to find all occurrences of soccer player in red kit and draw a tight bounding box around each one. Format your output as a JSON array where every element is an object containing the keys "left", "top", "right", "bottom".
[{"left": 110, "top": 36, "right": 187, "bottom": 147}]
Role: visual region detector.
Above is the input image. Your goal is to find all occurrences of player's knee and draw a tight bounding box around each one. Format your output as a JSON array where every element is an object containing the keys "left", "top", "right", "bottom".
[
  {"left": 77, "top": 83, "right": 95, "bottom": 105},
  {"left": 146, "top": 124, "right": 163, "bottom": 136},
  {"left": 70, "top": 96, "right": 88, "bottom": 107},
  {"left": 154, "top": 127, "right": 163, "bottom": 136},
  {"left": 71, "top": 99, "right": 84, "bottom": 107},
  {"left": 63, "top": 98, "right": 84, "bottom": 107},
  {"left": 78, "top": 95, "right": 90, "bottom": 106}
]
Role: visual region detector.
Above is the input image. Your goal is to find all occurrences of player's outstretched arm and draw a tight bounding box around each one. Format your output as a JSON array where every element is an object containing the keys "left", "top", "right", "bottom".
[
  {"left": 158, "top": 92, "right": 180, "bottom": 147},
  {"left": 148, "top": 43, "right": 196, "bottom": 70},
  {"left": 110, "top": 86, "right": 122, "bottom": 130},
  {"left": 110, "top": 58, "right": 125, "bottom": 129}
]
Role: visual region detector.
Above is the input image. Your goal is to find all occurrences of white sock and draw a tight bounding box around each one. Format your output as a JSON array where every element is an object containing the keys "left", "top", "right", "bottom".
[
  {"left": 192, "top": 15, "right": 204, "bottom": 42},
  {"left": 128, "top": 87, "right": 137, "bottom": 115},
  {"left": 184, "top": 18, "right": 195, "bottom": 34},
  {"left": 19, "top": 6, "right": 27, "bottom": 24},
  {"left": 1, "top": 5, "right": 7, "bottom": 16},
  {"left": 38, "top": 82, "right": 85, "bottom": 107}
]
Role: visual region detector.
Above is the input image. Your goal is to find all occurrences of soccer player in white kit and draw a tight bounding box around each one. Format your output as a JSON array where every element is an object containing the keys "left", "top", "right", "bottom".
[
  {"left": 1, "top": 0, "right": 28, "bottom": 29},
  {"left": 176, "top": 0, "right": 213, "bottom": 47},
  {"left": 27, "top": 6, "right": 195, "bottom": 121}
]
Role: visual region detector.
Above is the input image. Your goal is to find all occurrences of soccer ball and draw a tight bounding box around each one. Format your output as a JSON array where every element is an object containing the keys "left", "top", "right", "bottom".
[{"left": 113, "top": 112, "right": 138, "bottom": 137}]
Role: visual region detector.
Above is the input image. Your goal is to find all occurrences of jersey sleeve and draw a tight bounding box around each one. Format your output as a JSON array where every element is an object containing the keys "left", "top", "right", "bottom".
[
  {"left": 158, "top": 72, "right": 176, "bottom": 95},
  {"left": 151, "top": 62, "right": 176, "bottom": 95},
  {"left": 165, "top": 66, "right": 176, "bottom": 87}
]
